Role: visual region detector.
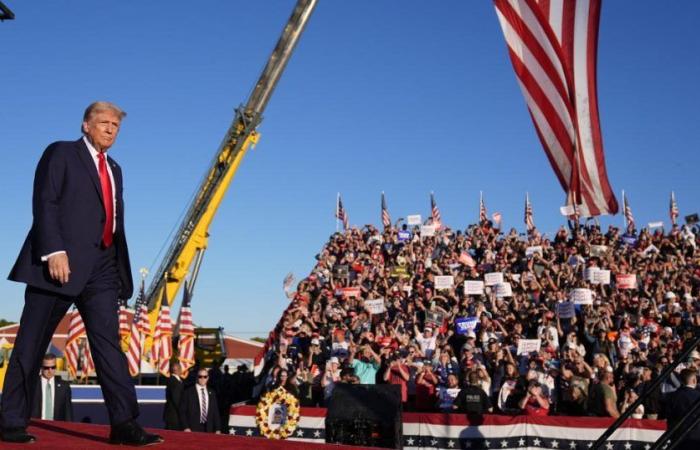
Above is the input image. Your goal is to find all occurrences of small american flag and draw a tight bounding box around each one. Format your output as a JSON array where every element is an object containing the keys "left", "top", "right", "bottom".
[
  {"left": 118, "top": 298, "right": 130, "bottom": 339},
  {"left": 623, "top": 191, "right": 635, "bottom": 233},
  {"left": 524, "top": 193, "right": 535, "bottom": 232},
  {"left": 80, "top": 339, "right": 95, "bottom": 381},
  {"left": 336, "top": 194, "right": 349, "bottom": 230},
  {"left": 430, "top": 192, "right": 442, "bottom": 227},
  {"left": 670, "top": 191, "right": 679, "bottom": 226},
  {"left": 479, "top": 192, "right": 487, "bottom": 223},
  {"left": 126, "top": 284, "right": 149, "bottom": 377},
  {"left": 65, "top": 307, "right": 86, "bottom": 380},
  {"left": 177, "top": 282, "right": 195, "bottom": 377},
  {"left": 381, "top": 192, "right": 391, "bottom": 228}
]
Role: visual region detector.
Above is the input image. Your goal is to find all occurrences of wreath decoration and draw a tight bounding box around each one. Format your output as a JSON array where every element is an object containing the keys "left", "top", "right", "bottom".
[{"left": 255, "top": 386, "right": 300, "bottom": 439}]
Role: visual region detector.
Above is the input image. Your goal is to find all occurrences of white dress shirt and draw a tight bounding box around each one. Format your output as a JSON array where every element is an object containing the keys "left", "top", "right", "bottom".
[
  {"left": 42, "top": 136, "right": 117, "bottom": 260},
  {"left": 40, "top": 376, "right": 56, "bottom": 420},
  {"left": 197, "top": 385, "right": 209, "bottom": 419}
]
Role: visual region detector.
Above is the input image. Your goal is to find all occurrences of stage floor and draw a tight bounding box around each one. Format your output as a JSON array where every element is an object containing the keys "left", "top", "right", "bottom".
[{"left": 5, "top": 420, "right": 375, "bottom": 449}]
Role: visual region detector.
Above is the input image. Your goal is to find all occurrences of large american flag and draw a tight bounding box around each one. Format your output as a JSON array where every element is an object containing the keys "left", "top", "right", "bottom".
[
  {"left": 494, "top": 0, "right": 618, "bottom": 217},
  {"left": 118, "top": 298, "right": 131, "bottom": 347},
  {"left": 525, "top": 192, "right": 535, "bottom": 231},
  {"left": 80, "top": 339, "right": 95, "bottom": 381},
  {"left": 381, "top": 192, "right": 391, "bottom": 228},
  {"left": 64, "top": 307, "right": 85, "bottom": 380},
  {"left": 177, "top": 282, "right": 195, "bottom": 377},
  {"left": 623, "top": 191, "right": 635, "bottom": 233},
  {"left": 670, "top": 191, "right": 679, "bottom": 226},
  {"left": 151, "top": 288, "right": 173, "bottom": 377},
  {"left": 430, "top": 192, "right": 442, "bottom": 227},
  {"left": 126, "top": 284, "right": 149, "bottom": 377},
  {"left": 335, "top": 194, "right": 349, "bottom": 230},
  {"left": 479, "top": 192, "right": 488, "bottom": 223}
]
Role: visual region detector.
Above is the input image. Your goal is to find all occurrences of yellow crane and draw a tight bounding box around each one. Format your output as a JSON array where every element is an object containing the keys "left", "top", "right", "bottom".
[{"left": 144, "top": 0, "right": 318, "bottom": 333}]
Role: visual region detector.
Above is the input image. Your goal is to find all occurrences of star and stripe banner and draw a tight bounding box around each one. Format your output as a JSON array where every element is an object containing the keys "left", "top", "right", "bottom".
[
  {"left": 623, "top": 190, "right": 635, "bottom": 233},
  {"left": 151, "top": 286, "right": 173, "bottom": 377},
  {"left": 335, "top": 194, "right": 349, "bottom": 231},
  {"left": 126, "top": 283, "right": 149, "bottom": 377},
  {"left": 381, "top": 192, "right": 391, "bottom": 228},
  {"left": 228, "top": 405, "right": 665, "bottom": 449},
  {"left": 669, "top": 191, "right": 679, "bottom": 226},
  {"left": 525, "top": 192, "right": 536, "bottom": 231},
  {"left": 64, "top": 307, "right": 86, "bottom": 379},
  {"left": 80, "top": 339, "right": 96, "bottom": 381},
  {"left": 431, "top": 192, "right": 442, "bottom": 228},
  {"left": 479, "top": 192, "right": 488, "bottom": 223},
  {"left": 494, "top": 0, "right": 618, "bottom": 217},
  {"left": 177, "top": 282, "right": 195, "bottom": 377},
  {"left": 118, "top": 298, "right": 132, "bottom": 352}
]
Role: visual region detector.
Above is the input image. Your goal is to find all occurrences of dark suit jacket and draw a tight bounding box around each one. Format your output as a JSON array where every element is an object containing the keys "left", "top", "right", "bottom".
[
  {"left": 8, "top": 138, "right": 133, "bottom": 298},
  {"left": 179, "top": 385, "right": 221, "bottom": 433},
  {"left": 662, "top": 385, "right": 700, "bottom": 444},
  {"left": 163, "top": 376, "right": 185, "bottom": 430},
  {"left": 31, "top": 376, "right": 73, "bottom": 421}
]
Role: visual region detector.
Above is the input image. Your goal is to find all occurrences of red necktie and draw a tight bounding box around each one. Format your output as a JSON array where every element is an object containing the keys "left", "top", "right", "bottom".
[{"left": 98, "top": 153, "right": 114, "bottom": 247}]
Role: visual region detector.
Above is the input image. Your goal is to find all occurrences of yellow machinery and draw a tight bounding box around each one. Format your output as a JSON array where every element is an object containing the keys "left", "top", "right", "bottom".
[{"left": 144, "top": 0, "right": 318, "bottom": 336}]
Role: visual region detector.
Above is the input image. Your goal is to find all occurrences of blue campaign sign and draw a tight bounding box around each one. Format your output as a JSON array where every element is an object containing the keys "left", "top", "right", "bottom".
[
  {"left": 621, "top": 235, "right": 637, "bottom": 246},
  {"left": 398, "top": 230, "right": 411, "bottom": 242},
  {"left": 455, "top": 316, "right": 478, "bottom": 335}
]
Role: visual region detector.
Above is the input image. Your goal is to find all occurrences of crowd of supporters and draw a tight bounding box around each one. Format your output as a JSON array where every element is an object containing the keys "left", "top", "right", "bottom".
[{"left": 259, "top": 218, "right": 700, "bottom": 418}]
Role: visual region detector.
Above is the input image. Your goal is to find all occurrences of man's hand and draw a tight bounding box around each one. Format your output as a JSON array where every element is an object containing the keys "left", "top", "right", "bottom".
[
  {"left": 184, "top": 428, "right": 191, "bottom": 432},
  {"left": 48, "top": 252, "right": 70, "bottom": 284}
]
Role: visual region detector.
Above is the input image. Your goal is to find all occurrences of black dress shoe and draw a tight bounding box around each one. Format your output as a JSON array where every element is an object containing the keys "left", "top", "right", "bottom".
[
  {"left": 1, "top": 427, "right": 37, "bottom": 443},
  {"left": 109, "top": 420, "right": 163, "bottom": 446}
]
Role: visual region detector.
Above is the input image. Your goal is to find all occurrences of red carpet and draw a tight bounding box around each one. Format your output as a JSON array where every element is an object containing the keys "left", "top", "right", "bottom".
[{"left": 3, "top": 420, "right": 376, "bottom": 449}]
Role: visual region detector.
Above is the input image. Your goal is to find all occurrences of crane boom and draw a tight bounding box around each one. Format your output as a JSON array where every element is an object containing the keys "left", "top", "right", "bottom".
[{"left": 144, "top": 0, "right": 317, "bottom": 322}]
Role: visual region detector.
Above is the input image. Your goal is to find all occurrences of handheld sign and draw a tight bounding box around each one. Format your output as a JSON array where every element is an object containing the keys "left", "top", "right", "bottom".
[
  {"left": 616, "top": 274, "right": 637, "bottom": 289},
  {"left": 425, "top": 310, "right": 445, "bottom": 329},
  {"left": 584, "top": 267, "right": 600, "bottom": 283},
  {"left": 434, "top": 276, "right": 454, "bottom": 290},
  {"left": 485, "top": 272, "right": 504, "bottom": 286},
  {"left": 337, "top": 287, "right": 361, "bottom": 299},
  {"left": 592, "top": 270, "right": 610, "bottom": 285},
  {"left": 494, "top": 282, "right": 513, "bottom": 298},
  {"left": 364, "top": 298, "right": 386, "bottom": 315},
  {"left": 560, "top": 205, "right": 575, "bottom": 216},
  {"left": 420, "top": 225, "right": 436, "bottom": 237},
  {"left": 517, "top": 339, "right": 541, "bottom": 355},
  {"left": 590, "top": 245, "right": 608, "bottom": 258},
  {"left": 455, "top": 316, "right": 478, "bottom": 335},
  {"left": 526, "top": 246, "right": 543, "bottom": 257},
  {"left": 397, "top": 230, "right": 411, "bottom": 242},
  {"left": 648, "top": 221, "right": 664, "bottom": 229},
  {"left": 570, "top": 288, "right": 593, "bottom": 305},
  {"left": 464, "top": 280, "right": 485, "bottom": 296},
  {"left": 556, "top": 302, "right": 576, "bottom": 319},
  {"left": 407, "top": 215, "right": 422, "bottom": 226}
]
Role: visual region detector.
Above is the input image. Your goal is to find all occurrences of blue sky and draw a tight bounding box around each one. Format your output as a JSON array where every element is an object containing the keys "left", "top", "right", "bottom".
[{"left": 1, "top": 1, "right": 698, "bottom": 338}]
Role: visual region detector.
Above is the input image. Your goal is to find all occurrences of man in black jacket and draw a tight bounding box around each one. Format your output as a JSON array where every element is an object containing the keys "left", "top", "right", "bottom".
[
  {"left": 180, "top": 369, "right": 221, "bottom": 433},
  {"left": 31, "top": 354, "right": 73, "bottom": 422},
  {"left": 163, "top": 364, "right": 184, "bottom": 430},
  {"left": 662, "top": 369, "right": 700, "bottom": 450}
]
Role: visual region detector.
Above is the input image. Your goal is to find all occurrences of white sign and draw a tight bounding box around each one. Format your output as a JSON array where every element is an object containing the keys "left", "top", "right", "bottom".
[
  {"left": 464, "top": 280, "right": 485, "bottom": 296},
  {"left": 517, "top": 339, "right": 542, "bottom": 355},
  {"left": 556, "top": 302, "right": 576, "bottom": 319},
  {"left": 407, "top": 214, "right": 422, "bottom": 226},
  {"left": 648, "top": 221, "right": 664, "bottom": 229},
  {"left": 364, "top": 298, "right": 386, "bottom": 315},
  {"left": 590, "top": 245, "right": 608, "bottom": 257},
  {"left": 570, "top": 288, "right": 593, "bottom": 305},
  {"left": 420, "top": 225, "right": 436, "bottom": 237},
  {"left": 616, "top": 274, "right": 637, "bottom": 289},
  {"left": 495, "top": 282, "right": 513, "bottom": 298},
  {"left": 485, "top": 272, "right": 504, "bottom": 286},
  {"left": 434, "top": 276, "right": 454, "bottom": 290},
  {"left": 560, "top": 205, "right": 575, "bottom": 216},
  {"left": 584, "top": 267, "right": 600, "bottom": 282},
  {"left": 592, "top": 270, "right": 610, "bottom": 285},
  {"left": 526, "top": 246, "right": 543, "bottom": 257}
]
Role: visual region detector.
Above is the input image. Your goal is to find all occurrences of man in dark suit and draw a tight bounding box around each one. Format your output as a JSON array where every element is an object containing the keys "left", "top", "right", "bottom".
[
  {"left": 163, "top": 363, "right": 184, "bottom": 430},
  {"left": 662, "top": 368, "right": 700, "bottom": 450},
  {"left": 1, "top": 102, "right": 162, "bottom": 445},
  {"left": 180, "top": 368, "right": 222, "bottom": 433},
  {"left": 31, "top": 353, "right": 73, "bottom": 422}
]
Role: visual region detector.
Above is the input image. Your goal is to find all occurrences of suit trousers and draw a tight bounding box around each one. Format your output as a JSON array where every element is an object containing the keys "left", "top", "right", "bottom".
[{"left": 1, "top": 246, "right": 138, "bottom": 428}]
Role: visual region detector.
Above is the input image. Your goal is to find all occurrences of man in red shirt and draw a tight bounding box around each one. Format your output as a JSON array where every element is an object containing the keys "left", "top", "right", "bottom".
[{"left": 384, "top": 356, "right": 410, "bottom": 406}]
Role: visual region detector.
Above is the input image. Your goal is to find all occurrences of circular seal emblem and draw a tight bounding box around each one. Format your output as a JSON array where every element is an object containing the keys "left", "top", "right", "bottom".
[{"left": 255, "top": 386, "right": 300, "bottom": 439}]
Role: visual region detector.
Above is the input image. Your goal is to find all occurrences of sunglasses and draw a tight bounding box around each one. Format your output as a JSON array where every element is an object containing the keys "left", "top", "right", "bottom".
[
  {"left": 42, "top": 366, "right": 56, "bottom": 370},
  {"left": 198, "top": 375, "right": 209, "bottom": 379}
]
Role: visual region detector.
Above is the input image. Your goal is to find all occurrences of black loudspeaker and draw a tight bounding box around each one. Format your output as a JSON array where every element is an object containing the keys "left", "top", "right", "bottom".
[{"left": 325, "top": 383, "right": 402, "bottom": 449}]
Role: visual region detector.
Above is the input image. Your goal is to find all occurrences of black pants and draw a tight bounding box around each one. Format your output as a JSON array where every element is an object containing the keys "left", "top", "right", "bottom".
[{"left": 0, "top": 246, "right": 138, "bottom": 428}]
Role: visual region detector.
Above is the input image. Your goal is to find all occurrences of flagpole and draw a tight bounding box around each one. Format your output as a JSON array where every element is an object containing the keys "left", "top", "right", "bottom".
[
  {"left": 622, "top": 190, "right": 628, "bottom": 230},
  {"left": 336, "top": 193, "right": 339, "bottom": 233}
]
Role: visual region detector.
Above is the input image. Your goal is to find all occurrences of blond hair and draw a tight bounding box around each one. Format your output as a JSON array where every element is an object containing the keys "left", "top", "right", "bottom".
[{"left": 83, "top": 101, "right": 127, "bottom": 123}]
